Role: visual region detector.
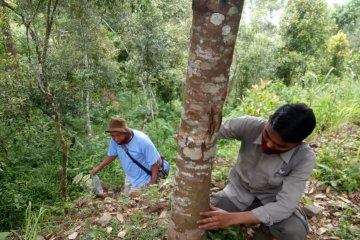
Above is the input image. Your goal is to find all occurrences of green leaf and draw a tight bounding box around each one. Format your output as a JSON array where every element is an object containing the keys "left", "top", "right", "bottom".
[
  {"left": 82, "top": 174, "right": 91, "bottom": 182},
  {"left": 73, "top": 172, "right": 84, "bottom": 184},
  {"left": 0, "top": 232, "right": 11, "bottom": 240}
]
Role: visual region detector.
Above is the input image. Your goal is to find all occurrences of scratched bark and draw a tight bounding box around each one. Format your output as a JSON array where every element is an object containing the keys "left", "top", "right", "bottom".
[{"left": 167, "top": 1, "right": 245, "bottom": 239}]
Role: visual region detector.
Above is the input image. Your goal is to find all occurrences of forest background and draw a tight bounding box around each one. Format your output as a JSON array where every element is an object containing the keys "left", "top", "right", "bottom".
[{"left": 0, "top": 0, "right": 359, "bottom": 239}]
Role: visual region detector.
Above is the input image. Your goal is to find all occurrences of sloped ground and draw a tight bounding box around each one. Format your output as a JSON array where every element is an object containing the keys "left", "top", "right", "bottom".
[
  {"left": 40, "top": 181, "right": 172, "bottom": 240},
  {"left": 38, "top": 125, "right": 359, "bottom": 240}
]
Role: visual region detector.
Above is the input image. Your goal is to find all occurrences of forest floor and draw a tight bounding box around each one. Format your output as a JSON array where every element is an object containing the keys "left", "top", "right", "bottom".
[
  {"left": 39, "top": 125, "right": 359, "bottom": 240},
  {"left": 41, "top": 181, "right": 359, "bottom": 240}
]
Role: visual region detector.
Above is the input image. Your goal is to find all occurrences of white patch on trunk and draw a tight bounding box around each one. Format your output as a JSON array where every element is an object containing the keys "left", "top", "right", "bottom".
[
  {"left": 212, "top": 74, "right": 226, "bottom": 83},
  {"left": 174, "top": 167, "right": 179, "bottom": 178},
  {"left": 203, "top": 83, "right": 222, "bottom": 95},
  {"left": 195, "top": 172, "right": 209, "bottom": 176},
  {"left": 210, "top": 13, "right": 225, "bottom": 26},
  {"left": 181, "top": 171, "right": 194, "bottom": 178},
  {"left": 188, "top": 63, "right": 201, "bottom": 77},
  {"left": 183, "top": 147, "right": 202, "bottom": 160},
  {"left": 174, "top": 196, "right": 191, "bottom": 207},
  {"left": 190, "top": 104, "right": 203, "bottom": 111},
  {"left": 195, "top": 45, "right": 218, "bottom": 61},
  {"left": 184, "top": 118, "right": 199, "bottom": 127},
  {"left": 222, "top": 25, "right": 231, "bottom": 35},
  {"left": 185, "top": 162, "right": 210, "bottom": 170}
]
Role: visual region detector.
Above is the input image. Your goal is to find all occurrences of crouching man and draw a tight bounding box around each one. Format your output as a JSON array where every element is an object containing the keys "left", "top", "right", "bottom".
[{"left": 197, "top": 103, "right": 316, "bottom": 240}]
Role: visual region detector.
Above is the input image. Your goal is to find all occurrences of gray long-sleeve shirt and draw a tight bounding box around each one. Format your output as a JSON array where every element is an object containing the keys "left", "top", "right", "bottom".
[{"left": 219, "top": 116, "right": 316, "bottom": 226}]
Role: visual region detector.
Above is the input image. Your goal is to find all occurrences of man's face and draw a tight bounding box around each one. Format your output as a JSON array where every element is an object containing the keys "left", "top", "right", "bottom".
[
  {"left": 110, "top": 131, "right": 130, "bottom": 145},
  {"left": 262, "top": 123, "right": 299, "bottom": 154}
]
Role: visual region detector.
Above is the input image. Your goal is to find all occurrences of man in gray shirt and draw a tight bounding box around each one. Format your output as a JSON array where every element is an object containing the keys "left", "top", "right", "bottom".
[{"left": 197, "top": 103, "right": 316, "bottom": 240}]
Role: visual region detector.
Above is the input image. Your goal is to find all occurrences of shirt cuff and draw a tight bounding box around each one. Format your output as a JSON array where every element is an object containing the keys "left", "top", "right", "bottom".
[{"left": 251, "top": 206, "right": 274, "bottom": 226}]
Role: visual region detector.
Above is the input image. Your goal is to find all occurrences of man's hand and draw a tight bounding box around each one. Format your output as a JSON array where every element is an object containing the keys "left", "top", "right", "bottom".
[
  {"left": 147, "top": 181, "right": 157, "bottom": 187},
  {"left": 197, "top": 204, "right": 235, "bottom": 230}
]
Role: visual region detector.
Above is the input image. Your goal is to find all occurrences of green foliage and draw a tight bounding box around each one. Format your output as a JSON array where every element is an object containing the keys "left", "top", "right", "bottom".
[
  {"left": 208, "top": 226, "right": 244, "bottom": 240},
  {"left": 280, "top": 0, "right": 335, "bottom": 55},
  {"left": 314, "top": 144, "right": 360, "bottom": 192},
  {"left": 277, "top": 0, "right": 336, "bottom": 84},
  {"left": 23, "top": 203, "right": 46, "bottom": 240},
  {"left": 228, "top": 81, "right": 286, "bottom": 119},
  {"left": 332, "top": 0, "right": 360, "bottom": 50},
  {"left": 229, "top": 0, "right": 282, "bottom": 104},
  {"left": 0, "top": 232, "right": 11, "bottom": 240},
  {"left": 326, "top": 32, "right": 351, "bottom": 76}
]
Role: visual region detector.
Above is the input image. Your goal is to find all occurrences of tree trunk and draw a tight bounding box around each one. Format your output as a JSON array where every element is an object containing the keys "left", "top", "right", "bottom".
[
  {"left": 167, "top": 1, "right": 244, "bottom": 239},
  {"left": 82, "top": 22, "right": 93, "bottom": 138},
  {"left": 85, "top": 90, "right": 93, "bottom": 138}
]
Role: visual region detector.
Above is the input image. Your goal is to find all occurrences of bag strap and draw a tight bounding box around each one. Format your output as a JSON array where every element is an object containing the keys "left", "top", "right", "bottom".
[{"left": 120, "top": 145, "right": 152, "bottom": 176}]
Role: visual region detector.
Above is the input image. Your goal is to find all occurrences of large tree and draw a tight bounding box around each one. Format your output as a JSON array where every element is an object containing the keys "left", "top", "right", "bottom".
[{"left": 167, "top": 0, "right": 245, "bottom": 239}]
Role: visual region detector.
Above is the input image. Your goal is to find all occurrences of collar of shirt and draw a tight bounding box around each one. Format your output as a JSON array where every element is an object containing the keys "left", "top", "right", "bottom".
[{"left": 253, "top": 133, "right": 297, "bottom": 164}]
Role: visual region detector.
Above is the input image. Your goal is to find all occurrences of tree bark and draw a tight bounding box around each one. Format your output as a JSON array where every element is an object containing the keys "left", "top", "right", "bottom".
[{"left": 167, "top": 1, "right": 244, "bottom": 239}]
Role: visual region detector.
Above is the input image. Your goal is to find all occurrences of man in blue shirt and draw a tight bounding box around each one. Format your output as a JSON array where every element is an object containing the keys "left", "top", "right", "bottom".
[{"left": 91, "top": 118, "right": 161, "bottom": 196}]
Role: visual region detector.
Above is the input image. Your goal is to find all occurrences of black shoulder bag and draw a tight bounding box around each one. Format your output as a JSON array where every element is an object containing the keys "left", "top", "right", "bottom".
[{"left": 120, "top": 145, "right": 169, "bottom": 180}]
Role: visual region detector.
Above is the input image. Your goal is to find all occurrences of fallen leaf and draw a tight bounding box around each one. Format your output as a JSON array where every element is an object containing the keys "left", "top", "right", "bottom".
[
  {"left": 68, "top": 232, "right": 78, "bottom": 240},
  {"left": 96, "top": 212, "right": 112, "bottom": 226},
  {"left": 158, "top": 210, "right": 167, "bottom": 219},
  {"left": 104, "top": 197, "right": 113, "bottom": 203},
  {"left": 142, "top": 222, "right": 148, "bottom": 229},
  {"left": 116, "top": 213, "right": 125, "bottom": 223},
  {"left": 318, "top": 227, "right": 327, "bottom": 235},
  {"left": 117, "top": 230, "right": 128, "bottom": 238},
  {"left": 130, "top": 192, "right": 140, "bottom": 198},
  {"left": 315, "top": 194, "right": 327, "bottom": 199},
  {"left": 337, "top": 196, "right": 351, "bottom": 204},
  {"left": 140, "top": 205, "right": 149, "bottom": 210}
]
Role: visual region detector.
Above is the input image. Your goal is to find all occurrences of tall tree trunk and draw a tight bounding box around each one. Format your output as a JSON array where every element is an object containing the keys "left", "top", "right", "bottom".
[
  {"left": 167, "top": 1, "right": 244, "bottom": 240},
  {"left": 81, "top": 21, "right": 93, "bottom": 138}
]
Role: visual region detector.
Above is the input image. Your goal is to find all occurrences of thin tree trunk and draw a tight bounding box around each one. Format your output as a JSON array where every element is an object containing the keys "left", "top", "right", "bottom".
[
  {"left": 167, "top": 1, "right": 244, "bottom": 239},
  {"left": 85, "top": 90, "right": 93, "bottom": 138},
  {"left": 139, "top": 74, "right": 154, "bottom": 129},
  {"left": 81, "top": 19, "right": 93, "bottom": 138}
]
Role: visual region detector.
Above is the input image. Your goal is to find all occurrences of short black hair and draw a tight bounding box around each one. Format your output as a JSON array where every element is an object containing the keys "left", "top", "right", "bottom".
[{"left": 269, "top": 103, "right": 316, "bottom": 143}]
